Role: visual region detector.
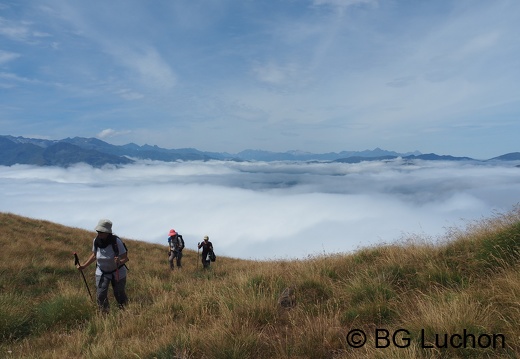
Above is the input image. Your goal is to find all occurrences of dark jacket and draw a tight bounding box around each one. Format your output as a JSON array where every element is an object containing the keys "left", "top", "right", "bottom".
[
  {"left": 198, "top": 240, "right": 213, "bottom": 259},
  {"left": 168, "top": 234, "right": 185, "bottom": 252}
]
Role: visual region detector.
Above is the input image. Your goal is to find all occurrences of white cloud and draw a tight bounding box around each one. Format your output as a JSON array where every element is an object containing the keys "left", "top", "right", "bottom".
[
  {"left": 1, "top": 159, "right": 519, "bottom": 260},
  {"left": 313, "top": 0, "right": 378, "bottom": 11},
  {"left": 0, "top": 17, "right": 31, "bottom": 41},
  {"left": 0, "top": 50, "right": 20, "bottom": 65},
  {"left": 0, "top": 72, "right": 38, "bottom": 83},
  {"left": 96, "top": 128, "right": 131, "bottom": 139},
  {"left": 97, "top": 129, "right": 117, "bottom": 138},
  {"left": 117, "top": 47, "right": 177, "bottom": 91},
  {"left": 115, "top": 88, "right": 145, "bottom": 101},
  {"left": 252, "top": 62, "right": 288, "bottom": 85}
]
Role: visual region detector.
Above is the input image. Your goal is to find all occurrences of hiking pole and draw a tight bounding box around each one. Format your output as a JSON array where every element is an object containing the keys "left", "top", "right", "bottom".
[
  {"left": 197, "top": 243, "right": 200, "bottom": 270},
  {"left": 115, "top": 256, "right": 120, "bottom": 282},
  {"left": 74, "top": 252, "right": 93, "bottom": 300}
]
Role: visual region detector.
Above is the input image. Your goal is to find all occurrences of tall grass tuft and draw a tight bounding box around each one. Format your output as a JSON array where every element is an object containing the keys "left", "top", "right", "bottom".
[{"left": 0, "top": 292, "right": 34, "bottom": 341}]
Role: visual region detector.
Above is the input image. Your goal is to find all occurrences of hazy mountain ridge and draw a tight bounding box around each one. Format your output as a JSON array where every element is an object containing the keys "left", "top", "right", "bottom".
[
  {"left": 0, "top": 136, "right": 132, "bottom": 167},
  {"left": 236, "top": 147, "right": 421, "bottom": 161},
  {"left": 1, "top": 135, "right": 519, "bottom": 167}
]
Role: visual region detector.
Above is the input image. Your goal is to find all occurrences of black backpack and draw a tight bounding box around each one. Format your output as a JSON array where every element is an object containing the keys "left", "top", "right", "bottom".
[
  {"left": 169, "top": 234, "right": 185, "bottom": 251},
  {"left": 94, "top": 234, "right": 129, "bottom": 270},
  {"left": 177, "top": 235, "right": 185, "bottom": 250},
  {"left": 209, "top": 249, "right": 216, "bottom": 262}
]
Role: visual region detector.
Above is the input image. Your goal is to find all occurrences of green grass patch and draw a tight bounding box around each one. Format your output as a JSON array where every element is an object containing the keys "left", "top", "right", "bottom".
[
  {"left": 35, "top": 295, "right": 94, "bottom": 331},
  {"left": 477, "top": 222, "right": 520, "bottom": 268},
  {"left": 0, "top": 293, "right": 34, "bottom": 340}
]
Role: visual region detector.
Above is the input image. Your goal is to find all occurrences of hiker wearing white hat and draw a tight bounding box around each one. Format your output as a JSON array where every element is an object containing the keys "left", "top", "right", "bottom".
[
  {"left": 197, "top": 235, "right": 214, "bottom": 269},
  {"left": 76, "top": 219, "right": 129, "bottom": 313}
]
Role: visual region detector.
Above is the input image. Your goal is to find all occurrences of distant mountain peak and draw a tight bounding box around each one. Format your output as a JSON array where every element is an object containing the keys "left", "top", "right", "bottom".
[
  {"left": 489, "top": 152, "right": 520, "bottom": 161},
  {"left": 0, "top": 134, "right": 517, "bottom": 167}
]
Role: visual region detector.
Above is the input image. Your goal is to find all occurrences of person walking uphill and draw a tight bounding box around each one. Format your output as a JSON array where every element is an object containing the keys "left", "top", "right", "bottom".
[
  {"left": 167, "top": 229, "right": 185, "bottom": 270},
  {"left": 76, "top": 219, "right": 129, "bottom": 313},
  {"left": 198, "top": 235, "right": 213, "bottom": 269}
]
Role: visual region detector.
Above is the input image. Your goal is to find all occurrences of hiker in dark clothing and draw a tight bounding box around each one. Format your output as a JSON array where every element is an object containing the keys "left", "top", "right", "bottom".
[
  {"left": 76, "top": 219, "right": 129, "bottom": 313},
  {"left": 197, "top": 235, "right": 213, "bottom": 269},
  {"left": 167, "top": 229, "right": 185, "bottom": 270}
]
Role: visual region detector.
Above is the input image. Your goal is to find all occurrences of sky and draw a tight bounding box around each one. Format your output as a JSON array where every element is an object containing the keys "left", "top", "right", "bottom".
[
  {"left": 1, "top": 159, "right": 519, "bottom": 260},
  {"left": 0, "top": 0, "right": 519, "bottom": 159}
]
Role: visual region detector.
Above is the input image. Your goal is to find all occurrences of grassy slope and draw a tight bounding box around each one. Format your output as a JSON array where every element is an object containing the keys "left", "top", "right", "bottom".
[{"left": 0, "top": 209, "right": 519, "bottom": 359}]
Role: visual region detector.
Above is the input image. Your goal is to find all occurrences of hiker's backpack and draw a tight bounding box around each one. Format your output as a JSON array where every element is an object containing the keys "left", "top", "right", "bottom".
[
  {"left": 94, "top": 234, "right": 129, "bottom": 269},
  {"left": 209, "top": 249, "right": 216, "bottom": 262},
  {"left": 170, "top": 234, "right": 185, "bottom": 250},
  {"left": 177, "top": 235, "right": 185, "bottom": 250}
]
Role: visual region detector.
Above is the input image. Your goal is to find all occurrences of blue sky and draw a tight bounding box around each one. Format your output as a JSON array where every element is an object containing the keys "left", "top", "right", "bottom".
[{"left": 1, "top": 0, "right": 519, "bottom": 159}]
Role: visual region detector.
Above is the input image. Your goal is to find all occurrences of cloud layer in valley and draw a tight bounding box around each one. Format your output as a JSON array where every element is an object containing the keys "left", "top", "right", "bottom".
[{"left": 1, "top": 159, "right": 519, "bottom": 259}]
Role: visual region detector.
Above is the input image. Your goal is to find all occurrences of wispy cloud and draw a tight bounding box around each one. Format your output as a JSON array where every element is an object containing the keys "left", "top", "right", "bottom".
[
  {"left": 0, "top": 16, "right": 32, "bottom": 42},
  {"left": 0, "top": 1, "right": 519, "bottom": 158},
  {"left": 312, "top": 0, "right": 378, "bottom": 14},
  {"left": 0, "top": 50, "right": 20, "bottom": 65},
  {"left": 116, "top": 47, "right": 177, "bottom": 91},
  {"left": 96, "top": 128, "right": 131, "bottom": 139},
  {"left": 251, "top": 61, "right": 303, "bottom": 86}
]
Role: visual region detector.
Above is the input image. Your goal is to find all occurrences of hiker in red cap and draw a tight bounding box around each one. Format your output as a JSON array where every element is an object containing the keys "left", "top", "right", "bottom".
[{"left": 167, "top": 229, "right": 185, "bottom": 270}]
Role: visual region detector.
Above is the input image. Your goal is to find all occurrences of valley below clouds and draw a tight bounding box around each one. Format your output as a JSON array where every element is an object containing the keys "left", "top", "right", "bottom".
[{"left": 1, "top": 159, "right": 519, "bottom": 260}]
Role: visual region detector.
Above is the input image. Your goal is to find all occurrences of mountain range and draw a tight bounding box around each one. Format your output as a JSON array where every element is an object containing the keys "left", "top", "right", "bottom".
[{"left": 1, "top": 134, "right": 519, "bottom": 167}]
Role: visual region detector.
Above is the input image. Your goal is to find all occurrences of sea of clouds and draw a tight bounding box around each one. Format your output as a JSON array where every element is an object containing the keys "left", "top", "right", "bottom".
[{"left": 1, "top": 159, "right": 519, "bottom": 260}]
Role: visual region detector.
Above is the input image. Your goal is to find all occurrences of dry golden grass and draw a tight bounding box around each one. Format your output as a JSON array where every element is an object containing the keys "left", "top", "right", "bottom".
[{"left": 1, "top": 207, "right": 520, "bottom": 358}]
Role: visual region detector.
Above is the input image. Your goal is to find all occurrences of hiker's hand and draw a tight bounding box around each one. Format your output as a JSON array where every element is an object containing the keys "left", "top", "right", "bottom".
[
  {"left": 114, "top": 256, "right": 120, "bottom": 265},
  {"left": 76, "top": 264, "right": 84, "bottom": 271}
]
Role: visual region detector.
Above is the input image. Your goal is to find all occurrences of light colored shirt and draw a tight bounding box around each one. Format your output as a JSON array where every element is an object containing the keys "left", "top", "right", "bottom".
[{"left": 92, "top": 237, "right": 127, "bottom": 278}]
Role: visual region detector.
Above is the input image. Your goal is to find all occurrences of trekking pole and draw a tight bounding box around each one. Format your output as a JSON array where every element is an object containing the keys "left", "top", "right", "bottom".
[
  {"left": 115, "top": 256, "right": 120, "bottom": 282},
  {"left": 74, "top": 252, "right": 93, "bottom": 300},
  {"left": 197, "top": 244, "right": 200, "bottom": 270}
]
